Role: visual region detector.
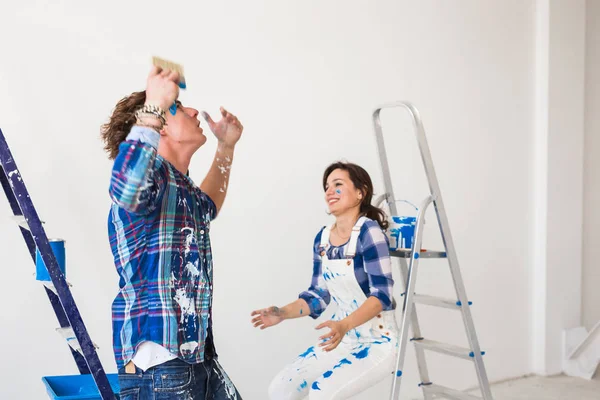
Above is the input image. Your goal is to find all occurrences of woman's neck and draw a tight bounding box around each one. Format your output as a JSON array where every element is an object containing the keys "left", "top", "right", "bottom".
[{"left": 334, "top": 210, "right": 361, "bottom": 237}]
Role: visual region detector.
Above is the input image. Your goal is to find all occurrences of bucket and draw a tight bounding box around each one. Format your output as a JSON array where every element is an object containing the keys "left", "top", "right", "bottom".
[
  {"left": 42, "top": 374, "right": 120, "bottom": 399},
  {"left": 35, "top": 238, "right": 66, "bottom": 281},
  {"left": 387, "top": 200, "right": 418, "bottom": 251}
]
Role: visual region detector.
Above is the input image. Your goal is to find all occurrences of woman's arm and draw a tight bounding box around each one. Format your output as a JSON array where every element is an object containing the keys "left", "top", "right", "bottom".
[
  {"left": 251, "top": 230, "right": 330, "bottom": 329},
  {"left": 251, "top": 298, "right": 311, "bottom": 329}
]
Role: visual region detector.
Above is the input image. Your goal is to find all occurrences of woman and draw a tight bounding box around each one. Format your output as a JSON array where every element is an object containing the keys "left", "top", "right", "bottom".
[{"left": 251, "top": 162, "right": 398, "bottom": 400}]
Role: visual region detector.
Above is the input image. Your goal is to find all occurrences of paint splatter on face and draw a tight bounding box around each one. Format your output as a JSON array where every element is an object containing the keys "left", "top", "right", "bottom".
[{"left": 324, "top": 169, "right": 362, "bottom": 215}]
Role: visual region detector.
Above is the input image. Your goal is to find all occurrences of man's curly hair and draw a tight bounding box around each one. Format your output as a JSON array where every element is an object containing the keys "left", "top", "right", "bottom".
[{"left": 101, "top": 91, "right": 146, "bottom": 160}]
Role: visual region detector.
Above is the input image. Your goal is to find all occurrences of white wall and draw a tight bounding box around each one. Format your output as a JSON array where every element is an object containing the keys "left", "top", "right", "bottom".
[
  {"left": 583, "top": 0, "right": 600, "bottom": 333},
  {"left": 0, "top": 1, "right": 536, "bottom": 399},
  {"left": 531, "top": 0, "right": 586, "bottom": 375}
]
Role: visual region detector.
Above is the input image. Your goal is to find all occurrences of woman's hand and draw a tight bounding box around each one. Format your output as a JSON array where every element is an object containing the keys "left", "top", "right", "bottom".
[
  {"left": 316, "top": 320, "right": 350, "bottom": 352},
  {"left": 251, "top": 306, "right": 284, "bottom": 330}
]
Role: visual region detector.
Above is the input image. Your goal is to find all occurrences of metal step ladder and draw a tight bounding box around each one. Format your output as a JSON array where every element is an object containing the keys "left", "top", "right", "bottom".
[
  {"left": 371, "top": 102, "right": 493, "bottom": 400},
  {"left": 0, "top": 128, "right": 116, "bottom": 400}
]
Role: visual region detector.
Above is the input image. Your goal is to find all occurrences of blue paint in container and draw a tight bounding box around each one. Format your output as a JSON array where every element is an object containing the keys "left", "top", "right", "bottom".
[
  {"left": 389, "top": 216, "right": 416, "bottom": 250},
  {"left": 35, "top": 239, "right": 66, "bottom": 281},
  {"left": 387, "top": 200, "right": 418, "bottom": 251}
]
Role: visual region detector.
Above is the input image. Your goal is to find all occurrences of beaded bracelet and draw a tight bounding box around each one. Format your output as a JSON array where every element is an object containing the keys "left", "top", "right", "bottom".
[{"left": 135, "top": 104, "right": 166, "bottom": 129}]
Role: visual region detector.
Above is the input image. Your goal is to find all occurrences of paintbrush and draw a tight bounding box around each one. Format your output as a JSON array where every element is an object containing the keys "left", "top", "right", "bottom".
[
  {"left": 152, "top": 56, "right": 187, "bottom": 114},
  {"left": 152, "top": 56, "right": 186, "bottom": 86}
]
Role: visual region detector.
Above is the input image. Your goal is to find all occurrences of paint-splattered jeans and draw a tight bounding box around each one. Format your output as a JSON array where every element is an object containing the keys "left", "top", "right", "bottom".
[
  {"left": 268, "top": 338, "right": 397, "bottom": 400},
  {"left": 118, "top": 358, "right": 242, "bottom": 400}
]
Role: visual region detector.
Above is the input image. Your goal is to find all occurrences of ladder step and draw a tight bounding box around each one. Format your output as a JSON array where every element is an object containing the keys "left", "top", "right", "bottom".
[
  {"left": 422, "top": 383, "right": 483, "bottom": 400},
  {"left": 56, "top": 327, "right": 99, "bottom": 356},
  {"left": 412, "top": 339, "right": 474, "bottom": 360},
  {"left": 42, "top": 280, "right": 72, "bottom": 296},
  {"left": 390, "top": 248, "right": 447, "bottom": 258},
  {"left": 11, "top": 215, "right": 44, "bottom": 230},
  {"left": 413, "top": 294, "right": 465, "bottom": 309}
]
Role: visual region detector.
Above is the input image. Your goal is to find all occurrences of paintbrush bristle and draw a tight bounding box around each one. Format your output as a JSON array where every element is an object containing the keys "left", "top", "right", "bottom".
[{"left": 152, "top": 56, "right": 186, "bottom": 84}]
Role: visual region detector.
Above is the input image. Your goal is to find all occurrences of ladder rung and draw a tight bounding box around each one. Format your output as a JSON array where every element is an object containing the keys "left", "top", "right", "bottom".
[
  {"left": 422, "top": 383, "right": 483, "bottom": 400},
  {"left": 11, "top": 215, "right": 44, "bottom": 230},
  {"left": 42, "top": 280, "right": 72, "bottom": 296},
  {"left": 414, "top": 294, "right": 463, "bottom": 309},
  {"left": 56, "top": 327, "right": 99, "bottom": 356},
  {"left": 390, "top": 248, "right": 447, "bottom": 258},
  {"left": 412, "top": 339, "right": 474, "bottom": 360}
]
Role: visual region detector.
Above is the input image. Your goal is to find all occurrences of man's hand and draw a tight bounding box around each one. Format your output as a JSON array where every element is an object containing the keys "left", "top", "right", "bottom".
[
  {"left": 316, "top": 320, "right": 350, "bottom": 352},
  {"left": 201, "top": 107, "right": 243, "bottom": 148},
  {"left": 144, "top": 66, "right": 180, "bottom": 111},
  {"left": 251, "top": 306, "right": 284, "bottom": 330}
]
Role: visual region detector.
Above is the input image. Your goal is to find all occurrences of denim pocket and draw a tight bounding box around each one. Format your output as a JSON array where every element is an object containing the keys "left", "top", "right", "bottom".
[
  {"left": 154, "top": 368, "right": 193, "bottom": 393},
  {"left": 118, "top": 386, "right": 140, "bottom": 400}
]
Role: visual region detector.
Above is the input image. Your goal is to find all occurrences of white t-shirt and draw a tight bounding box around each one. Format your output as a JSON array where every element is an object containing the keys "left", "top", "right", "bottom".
[{"left": 132, "top": 341, "right": 177, "bottom": 371}]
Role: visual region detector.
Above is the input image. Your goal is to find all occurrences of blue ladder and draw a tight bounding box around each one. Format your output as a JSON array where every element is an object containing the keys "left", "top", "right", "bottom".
[{"left": 0, "top": 128, "right": 116, "bottom": 400}]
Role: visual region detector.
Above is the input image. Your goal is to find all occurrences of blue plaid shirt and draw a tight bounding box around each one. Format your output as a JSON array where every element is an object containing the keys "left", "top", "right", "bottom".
[
  {"left": 108, "top": 126, "right": 217, "bottom": 369},
  {"left": 299, "top": 219, "right": 395, "bottom": 318}
]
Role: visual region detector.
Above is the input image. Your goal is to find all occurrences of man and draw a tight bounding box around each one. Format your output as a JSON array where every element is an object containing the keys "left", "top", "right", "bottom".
[{"left": 101, "top": 66, "right": 243, "bottom": 399}]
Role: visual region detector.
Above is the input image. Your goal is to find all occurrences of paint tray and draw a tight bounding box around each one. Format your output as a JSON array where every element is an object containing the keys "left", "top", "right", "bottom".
[{"left": 42, "top": 374, "right": 120, "bottom": 399}]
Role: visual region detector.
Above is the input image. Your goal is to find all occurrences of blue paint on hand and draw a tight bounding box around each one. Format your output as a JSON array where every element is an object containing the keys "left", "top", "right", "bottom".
[
  {"left": 169, "top": 103, "right": 177, "bottom": 115},
  {"left": 352, "top": 346, "right": 370, "bottom": 359},
  {"left": 300, "top": 309, "right": 303, "bottom": 315},
  {"left": 323, "top": 370, "right": 333, "bottom": 378},
  {"left": 312, "top": 381, "right": 321, "bottom": 391},
  {"left": 179, "top": 81, "right": 187, "bottom": 89}
]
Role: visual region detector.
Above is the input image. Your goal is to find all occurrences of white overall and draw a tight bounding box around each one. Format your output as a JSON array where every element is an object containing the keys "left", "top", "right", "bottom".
[{"left": 269, "top": 217, "right": 399, "bottom": 400}]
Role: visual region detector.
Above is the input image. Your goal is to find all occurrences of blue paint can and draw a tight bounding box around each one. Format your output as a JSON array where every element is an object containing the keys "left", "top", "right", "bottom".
[
  {"left": 387, "top": 200, "right": 418, "bottom": 251},
  {"left": 35, "top": 239, "right": 66, "bottom": 282}
]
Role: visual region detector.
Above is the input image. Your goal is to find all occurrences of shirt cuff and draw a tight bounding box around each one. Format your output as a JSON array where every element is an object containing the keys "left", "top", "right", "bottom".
[
  {"left": 126, "top": 126, "right": 160, "bottom": 149},
  {"left": 299, "top": 293, "right": 323, "bottom": 319},
  {"left": 369, "top": 290, "right": 393, "bottom": 311}
]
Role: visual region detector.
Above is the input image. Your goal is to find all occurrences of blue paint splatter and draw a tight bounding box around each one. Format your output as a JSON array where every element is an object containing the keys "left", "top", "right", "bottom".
[
  {"left": 323, "top": 370, "right": 333, "bottom": 378},
  {"left": 312, "top": 381, "right": 321, "bottom": 390},
  {"left": 335, "top": 189, "right": 341, "bottom": 194},
  {"left": 299, "top": 346, "right": 315, "bottom": 358},
  {"left": 297, "top": 380, "right": 308, "bottom": 391},
  {"left": 300, "top": 309, "right": 303, "bottom": 315},
  {"left": 333, "top": 358, "right": 352, "bottom": 369},
  {"left": 373, "top": 335, "right": 392, "bottom": 345},
  {"left": 352, "top": 346, "right": 370, "bottom": 359},
  {"left": 311, "top": 298, "right": 320, "bottom": 312}
]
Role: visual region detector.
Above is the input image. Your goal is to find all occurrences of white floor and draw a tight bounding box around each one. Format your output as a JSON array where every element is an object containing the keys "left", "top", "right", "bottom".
[{"left": 470, "top": 374, "right": 600, "bottom": 400}]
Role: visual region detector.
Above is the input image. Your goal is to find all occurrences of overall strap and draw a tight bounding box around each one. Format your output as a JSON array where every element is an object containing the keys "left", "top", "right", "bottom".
[{"left": 346, "top": 216, "right": 367, "bottom": 258}]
